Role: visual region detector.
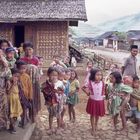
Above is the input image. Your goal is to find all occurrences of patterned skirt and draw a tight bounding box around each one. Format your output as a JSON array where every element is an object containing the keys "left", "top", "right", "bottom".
[
  {"left": 0, "top": 87, "right": 9, "bottom": 130},
  {"left": 86, "top": 98, "right": 105, "bottom": 117},
  {"left": 33, "top": 81, "right": 41, "bottom": 116}
]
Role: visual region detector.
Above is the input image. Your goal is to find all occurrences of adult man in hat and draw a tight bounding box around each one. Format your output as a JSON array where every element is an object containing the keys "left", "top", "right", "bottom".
[{"left": 122, "top": 45, "right": 138, "bottom": 77}]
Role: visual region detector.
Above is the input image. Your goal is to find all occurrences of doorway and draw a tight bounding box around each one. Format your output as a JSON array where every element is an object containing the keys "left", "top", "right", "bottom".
[{"left": 14, "top": 25, "right": 25, "bottom": 48}]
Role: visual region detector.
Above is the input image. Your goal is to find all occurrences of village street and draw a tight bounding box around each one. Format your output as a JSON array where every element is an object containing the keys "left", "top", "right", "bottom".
[
  {"left": 30, "top": 48, "right": 140, "bottom": 140},
  {"left": 85, "top": 47, "right": 140, "bottom": 75}
]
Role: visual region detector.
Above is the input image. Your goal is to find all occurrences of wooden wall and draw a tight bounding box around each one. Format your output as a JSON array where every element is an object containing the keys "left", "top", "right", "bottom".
[
  {"left": 0, "top": 24, "right": 14, "bottom": 43},
  {"left": 0, "top": 21, "right": 69, "bottom": 60},
  {"left": 35, "top": 21, "right": 69, "bottom": 60}
]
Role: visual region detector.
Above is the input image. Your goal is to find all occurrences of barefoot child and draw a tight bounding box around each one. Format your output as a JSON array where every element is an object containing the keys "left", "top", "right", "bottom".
[
  {"left": 42, "top": 67, "right": 64, "bottom": 131},
  {"left": 8, "top": 68, "right": 23, "bottom": 133},
  {"left": 82, "top": 68, "right": 105, "bottom": 135},
  {"left": 67, "top": 69, "right": 80, "bottom": 123},
  {"left": 58, "top": 69, "right": 70, "bottom": 127},
  {"left": 126, "top": 76, "right": 140, "bottom": 133},
  {"left": 108, "top": 72, "right": 133, "bottom": 131},
  {"left": 16, "top": 61, "right": 33, "bottom": 126}
]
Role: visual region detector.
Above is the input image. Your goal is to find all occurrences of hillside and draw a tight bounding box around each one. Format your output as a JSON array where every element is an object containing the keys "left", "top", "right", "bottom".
[{"left": 71, "top": 12, "right": 140, "bottom": 38}]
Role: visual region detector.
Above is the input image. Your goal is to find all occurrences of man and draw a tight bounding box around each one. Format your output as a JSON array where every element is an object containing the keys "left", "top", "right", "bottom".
[{"left": 122, "top": 45, "right": 138, "bottom": 77}]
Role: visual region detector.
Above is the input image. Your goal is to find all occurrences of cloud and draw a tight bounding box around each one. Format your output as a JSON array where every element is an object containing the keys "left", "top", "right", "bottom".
[{"left": 86, "top": 0, "right": 140, "bottom": 25}]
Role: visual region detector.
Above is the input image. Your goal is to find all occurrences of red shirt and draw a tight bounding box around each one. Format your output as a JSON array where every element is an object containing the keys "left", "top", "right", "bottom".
[{"left": 20, "top": 56, "right": 39, "bottom": 66}]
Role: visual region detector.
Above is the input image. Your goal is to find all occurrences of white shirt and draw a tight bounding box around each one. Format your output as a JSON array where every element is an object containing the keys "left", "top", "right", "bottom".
[{"left": 86, "top": 81, "right": 104, "bottom": 101}]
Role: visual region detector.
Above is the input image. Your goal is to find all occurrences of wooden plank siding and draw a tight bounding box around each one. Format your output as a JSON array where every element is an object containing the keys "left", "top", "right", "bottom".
[{"left": 0, "top": 21, "right": 69, "bottom": 61}]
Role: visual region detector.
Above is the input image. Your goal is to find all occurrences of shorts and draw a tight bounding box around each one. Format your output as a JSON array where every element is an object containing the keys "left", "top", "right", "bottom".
[
  {"left": 126, "top": 107, "right": 140, "bottom": 119},
  {"left": 47, "top": 104, "right": 61, "bottom": 118}
]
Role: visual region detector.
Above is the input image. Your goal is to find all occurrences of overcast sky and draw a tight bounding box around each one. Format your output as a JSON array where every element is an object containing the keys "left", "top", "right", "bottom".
[{"left": 86, "top": 0, "right": 140, "bottom": 25}]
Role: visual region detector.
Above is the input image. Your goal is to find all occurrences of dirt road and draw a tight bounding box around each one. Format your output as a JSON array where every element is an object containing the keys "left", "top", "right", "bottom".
[{"left": 31, "top": 73, "right": 139, "bottom": 140}]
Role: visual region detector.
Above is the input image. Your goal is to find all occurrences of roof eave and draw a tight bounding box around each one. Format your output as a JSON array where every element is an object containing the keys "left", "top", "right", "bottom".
[{"left": 0, "top": 18, "right": 88, "bottom": 23}]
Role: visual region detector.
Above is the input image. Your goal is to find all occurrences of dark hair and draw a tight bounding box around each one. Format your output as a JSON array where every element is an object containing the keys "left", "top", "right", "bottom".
[
  {"left": 65, "top": 68, "right": 71, "bottom": 73},
  {"left": 110, "top": 71, "right": 122, "bottom": 84},
  {"left": 0, "top": 39, "right": 10, "bottom": 48},
  {"left": 11, "top": 68, "right": 19, "bottom": 75},
  {"left": 89, "top": 68, "right": 101, "bottom": 81},
  {"left": 133, "top": 75, "right": 139, "bottom": 81},
  {"left": 130, "top": 45, "right": 138, "bottom": 50},
  {"left": 5, "top": 47, "right": 15, "bottom": 53},
  {"left": 87, "top": 60, "right": 93, "bottom": 66},
  {"left": 23, "top": 42, "right": 33, "bottom": 50},
  {"left": 70, "top": 69, "right": 78, "bottom": 79},
  {"left": 16, "top": 60, "right": 27, "bottom": 69},
  {"left": 47, "top": 67, "right": 59, "bottom": 76}
]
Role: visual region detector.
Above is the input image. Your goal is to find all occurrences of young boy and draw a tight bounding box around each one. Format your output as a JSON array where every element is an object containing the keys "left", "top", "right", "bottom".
[
  {"left": 5, "top": 47, "right": 16, "bottom": 69},
  {"left": 127, "top": 76, "right": 140, "bottom": 133},
  {"left": 16, "top": 60, "right": 33, "bottom": 126}
]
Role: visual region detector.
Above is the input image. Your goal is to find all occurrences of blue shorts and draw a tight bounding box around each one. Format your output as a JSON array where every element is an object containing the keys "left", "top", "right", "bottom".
[{"left": 126, "top": 107, "right": 140, "bottom": 119}]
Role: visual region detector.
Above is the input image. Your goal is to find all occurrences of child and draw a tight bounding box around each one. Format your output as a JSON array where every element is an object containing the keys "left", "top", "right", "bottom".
[
  {"left": 5, "top": 47, "right": 16, "bottom": 69},
  {"left": 0, "top": 39, "right": 10, "bottom": 53},
  {"left": 108, "top": 72, "right": 133, "bottom": 131},
  {"left": 16, "top": 60, "right": 33, "bottom": 126},
  {"left": 42, "top": 67, "right": 64, "bottom": 131},
  {"left": 86, "top": 60, "right": 94, "bottom": 73},
  {"left": 20, "top": 42, "right": 39, "bottom": 66},
  {"left": 58, "top": 69, "right": 70, "bottom": 127},
  {"left": 8, "top": 68, "right": 23, "bottom": 133},
  {"left": 82, "top": 68, "right": 105, "bottom": 135},
  {"left": 126, "top": 76, "right": 140, "bottom": 133},
  {"left": 67, "top": 69, "right": 80, "bottom": 123},
  {"left": 84, "top": 60, "right": 94, "bottom": 85}
]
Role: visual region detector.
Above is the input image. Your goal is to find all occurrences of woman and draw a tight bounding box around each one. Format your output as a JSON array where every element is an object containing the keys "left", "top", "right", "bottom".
[
  {"left": 0, "top": 53, "right": 11, "bottom": 130},
  {"left": 20, "top": 42, "right": 41, "bottom": 121}
]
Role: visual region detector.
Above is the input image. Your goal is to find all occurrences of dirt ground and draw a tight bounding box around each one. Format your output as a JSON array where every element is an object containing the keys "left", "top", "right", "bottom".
[{"left": 30, "top": 69, "right": 139, "bottom": 140}]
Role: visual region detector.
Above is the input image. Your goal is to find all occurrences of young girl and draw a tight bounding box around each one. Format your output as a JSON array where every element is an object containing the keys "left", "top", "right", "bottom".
[
  {"left": 8, "top": 68, "right": 23, "bottom": 133},
  {"left": 86, "top": 60, "right": 94, "bottom": 73},
  {"left": 82, "top": 68, "right": 105, "bottom": 135},
  {"left": 108, "top": 72, "right": 133, "bottom": 131},
  {"left": 42, "top": 67, "right": 64, "bottom": 132},
  {"left": 67, "top": 69, "right": 80, "bottom": 123}
]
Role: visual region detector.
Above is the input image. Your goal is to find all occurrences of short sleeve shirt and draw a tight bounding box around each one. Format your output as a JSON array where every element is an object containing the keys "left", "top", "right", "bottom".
[{"left": 123, "top": 55, "right": 137, "bottom": 77}]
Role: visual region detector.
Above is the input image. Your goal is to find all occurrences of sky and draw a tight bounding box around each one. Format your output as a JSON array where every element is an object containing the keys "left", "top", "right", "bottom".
[{"left": 86, "top": 0, "right": 140, "bottom": 25}]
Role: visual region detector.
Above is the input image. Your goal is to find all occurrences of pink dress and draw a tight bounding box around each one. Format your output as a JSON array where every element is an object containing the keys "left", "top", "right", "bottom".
[{"left": 86, "top": 81, "right": 105, "bottom": 116}]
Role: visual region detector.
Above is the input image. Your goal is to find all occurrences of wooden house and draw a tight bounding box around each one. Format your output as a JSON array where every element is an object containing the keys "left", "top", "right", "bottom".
[
  {"left": 0, "top": 0, "right": 87, "bottom": 60},
  {"left": 127, "top": 30, "right": 140, "bottom": 47}
]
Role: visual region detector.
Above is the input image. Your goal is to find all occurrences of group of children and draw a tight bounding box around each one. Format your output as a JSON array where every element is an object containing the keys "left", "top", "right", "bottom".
[
  {"left": 42, "top": 67, "right": 80, "bottom": 132},
  {"left": 0, "top": 40, "right": 42, "bottom": 133},
  {"left": 82, "top": 60, "right": 140, "bottom": 135},
  {"left": 1, "top": 38, "right": 140, "bottom": 137}
]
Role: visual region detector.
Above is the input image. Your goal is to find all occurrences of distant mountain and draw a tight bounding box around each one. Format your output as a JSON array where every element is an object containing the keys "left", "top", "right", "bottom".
[{"left": 71, "top": 12, "right": 140, "bottom": 38}]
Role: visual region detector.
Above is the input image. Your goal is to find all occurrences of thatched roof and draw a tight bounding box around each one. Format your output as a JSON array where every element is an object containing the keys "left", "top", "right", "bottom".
[{"left": 0, "top": 0, "right": 87, "bottom": 23}]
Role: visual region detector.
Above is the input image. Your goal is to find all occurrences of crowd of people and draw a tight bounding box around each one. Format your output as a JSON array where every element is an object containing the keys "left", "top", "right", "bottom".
[
  {"left": 0, "top": 38, "right": 140, "bottom": 137},
  {"left": 0, "top": 40, "right": 42, "bottom": 133}
]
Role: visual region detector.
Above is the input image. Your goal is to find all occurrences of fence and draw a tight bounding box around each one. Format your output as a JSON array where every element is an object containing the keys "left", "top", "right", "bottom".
[{"left": 84, "top": 52, "right": 116, "bottom": 70}]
